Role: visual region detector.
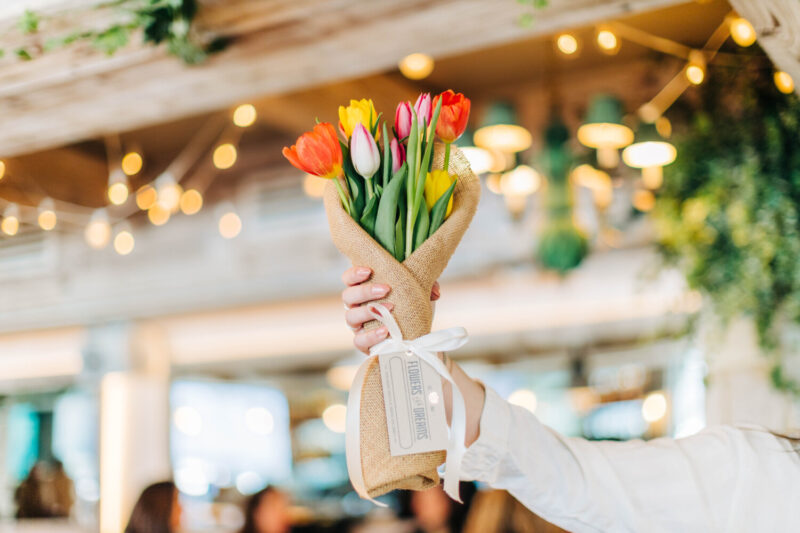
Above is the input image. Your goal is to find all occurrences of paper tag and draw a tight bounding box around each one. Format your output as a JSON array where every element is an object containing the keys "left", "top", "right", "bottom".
[{"left": 378, "top": 351, "right": 449, "bottom": 456}]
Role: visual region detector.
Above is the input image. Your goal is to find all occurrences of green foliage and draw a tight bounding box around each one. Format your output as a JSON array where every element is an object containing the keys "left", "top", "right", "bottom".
[
  {"left": 655, "top": 54, "right": 800, "bottom": 393},
  {"left": 516, "top": 0, "right": 548, "bottom": 27},
  {"left": 538, "top": 221, "right": 588, "bottom": 274},
  {"left": 18, "top": 10, "right": 39, "bottom": 34}
]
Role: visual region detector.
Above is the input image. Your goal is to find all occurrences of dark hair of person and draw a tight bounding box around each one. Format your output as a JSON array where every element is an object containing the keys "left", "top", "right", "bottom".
[
  {"left": 125, "top": 481, "right": 176, "bottom": 533},
  {"left": 240, "top": 486, "right": 279, "bottom": 533}
]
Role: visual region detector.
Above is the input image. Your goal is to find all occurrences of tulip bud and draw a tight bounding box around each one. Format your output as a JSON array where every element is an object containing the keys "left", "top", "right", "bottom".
[
  {"left": 390, "top": 138, "right": 406, "bottom": 173},
  {"left": 395, "top": 102, "right": 413, "bottom": 139},
  {"left": 350, "top": 123, "right": 381, "bottom": 179},
  {"left": 414, "top": 93, "right": 432, "bottom": 129}
]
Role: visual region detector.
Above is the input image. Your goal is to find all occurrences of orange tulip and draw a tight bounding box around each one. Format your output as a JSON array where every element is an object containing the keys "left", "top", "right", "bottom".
[
  {"left": 433, "top": 90, "right": 471, "bottom": 143},
  {"left": 282, "top": 123, "right": 343, "bottom": 179}
]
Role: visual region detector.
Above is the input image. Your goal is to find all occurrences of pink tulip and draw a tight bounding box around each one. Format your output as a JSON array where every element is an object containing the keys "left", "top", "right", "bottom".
[
  {"left": 414, "top": 93, "right": 432, "bottom": 128},
  {"left": 395, "top": 101, "right": 413, "bottom": 139},
  {"left": 350, "top": 123, "right": 381, "bottom": 179},
  {"left": 390, "top": 138, "right": 406, "bottom": 173}
]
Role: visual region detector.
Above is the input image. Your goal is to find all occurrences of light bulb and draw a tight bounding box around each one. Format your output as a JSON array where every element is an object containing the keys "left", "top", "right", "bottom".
[
  {"left": 108, "top": 181, "right": 129, "bottom": 206},
  {"left": 148, "top": 204, "right": 170, "bottom": 226},
  {"left": 213, "top": 143, "right": 238, "bottom": 170},
  {"left": 121, "top": 152, "right": 143, "bottom": 176},
  {"left": 113, "top": 229, "right": 135, "bottom": 256},
  {"left": 322, "top": 404, "right": 347, "bottom": 433},
  {"left": 499, "top": 165, "right": 541, "bottom": 197},
  {"left": 642, "top": 392, "right": 668, "bottom": 422},
  {"left": 136, "top": 185, "right": 157, "bottom": 210},
  {"left": 774, "top": 71, "right": 795, "bottom": 94},
  {"left": 685, "top": 50, "right": 706, "bottom": 86},
  {"left": 218, "top": 211, "right": 242, "bottom": 239},
  {"left": 729, "top": 17, "right": 756, "bottom": 47},
  {"left": 156, "top": 174, "right": 182, "bottom": 212},
  {"left": 37, "top": 198, "right": 57, "bottom": 231},
  {"left": 596, "top": 28, "right": 620, "bottom": 54},
  {"left": 233, "top": 104, "right": 257, "bottom": 128},
  {"left": 180, "top": 189, "right": 203, "bottom": 215},
  {"left": 398, "top": 53, "right": 434, "bottom": 80},
  {"left": 0, "top": 160, "right": 5, "bottom": 180},
  {"left": 85, "top": 210, "right": 111, "bottom": 249},
  {"left": 632, "top": 189, "right": 655, "bottom": 212},
  {"left": 556, "top": 33, "right": 579, "bottom": 56},
  {"left": 2, "top": 204, "right": 20, "bottom": 236}
]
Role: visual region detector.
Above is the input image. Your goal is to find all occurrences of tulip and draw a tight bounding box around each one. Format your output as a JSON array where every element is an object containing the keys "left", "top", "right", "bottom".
[
  {"left": 338, "top": 98, "right": 379, "bottom": 140},
  {"left": 283, "top": 122, "right": 354, "bottom": 215},
  {"left": 424, "top": 169, "right": 455, "bottom": 218},
  {"left": 395, "top": 101, "right": 413, "bottom": 139},
  {"left": 434, "top": 90, "right": 471, "bottom": 143},
  {"left": 390, "top": 138, "right": 406, "bottom": 173},
  {"left": 414, "top": 93, "right": 432, "bottom": 130},
  {"left": 350, "top": 123, "right": 381, "bottom": 199}
]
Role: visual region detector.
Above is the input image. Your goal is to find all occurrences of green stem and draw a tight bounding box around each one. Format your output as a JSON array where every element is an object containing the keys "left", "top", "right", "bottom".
[
  {"left": 334, "top": 177, "right": 354, "bottom": 217},
  {"left": 444, "top": 142, "right": 451, "bottom": 172},
  {"left": 366, "top": 177, "right": 374, "bottom": 200}
]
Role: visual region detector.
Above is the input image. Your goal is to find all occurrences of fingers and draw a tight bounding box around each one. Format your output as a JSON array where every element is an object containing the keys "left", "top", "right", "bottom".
[
  {"left": 346, "top": 302, "right": 394, "bottom": 330},
  {"left": 342, "top": 266, "right": 372, "bottom": 286},
  {"left": 431, "top": 281, "right": 441, "bottom": 301},
  {"left": 342, "top": 282, "right": 390, "bottom": 308},
  {"left": 353, "top": 326, "right": 389, "bottom": 354}
]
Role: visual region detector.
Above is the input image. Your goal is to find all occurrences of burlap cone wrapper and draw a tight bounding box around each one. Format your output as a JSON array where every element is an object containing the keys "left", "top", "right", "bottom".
[{"left": 323, "top": 145, "right": 480, "bottom": 498}]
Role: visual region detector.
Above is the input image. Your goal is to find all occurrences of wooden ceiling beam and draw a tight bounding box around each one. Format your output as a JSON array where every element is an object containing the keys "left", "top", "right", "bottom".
[{"left": 0, "top": 0, "right": 683, "bottom": 157}]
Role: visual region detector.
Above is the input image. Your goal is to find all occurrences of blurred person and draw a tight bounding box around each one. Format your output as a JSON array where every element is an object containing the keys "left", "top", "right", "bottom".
[
  {"left": 240, "top": 486, "right": 291, "bottom": 533},
  {"left": 125, "top": 481, "right": 182, "bottom": 533},
  {"left": 463, "top": 490, "right": 566, "bottom": 533},
  {"left": 14, "top": 462, "right": 52, "bottom": 519},
  {"left": 49, "top": 459, "right": 74, "bottom": 518},
  {"left": 341, "top": 266, "right": 800, "bottom": 533}
]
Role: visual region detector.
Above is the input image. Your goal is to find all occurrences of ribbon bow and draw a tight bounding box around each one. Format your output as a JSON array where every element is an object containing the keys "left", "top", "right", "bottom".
[{"left": 345, "top": 303, "right": 469, "bottom": 505}]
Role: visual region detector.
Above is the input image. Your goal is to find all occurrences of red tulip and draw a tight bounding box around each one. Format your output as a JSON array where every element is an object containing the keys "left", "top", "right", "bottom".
[
  {"left": 414, "top": 93, "right": 432, "bottom": 129},
  {"left": 433, "top": 90, "right": 471, "bottom": 143},
  {"left": 390, "top": 138, "right": 406, "bottom": 173},
  {"left": 395, "top": 101, "right": 413, "bottom": 139},
  {"left": 282, "top": 123, "right": 343, "bottom": 179}
]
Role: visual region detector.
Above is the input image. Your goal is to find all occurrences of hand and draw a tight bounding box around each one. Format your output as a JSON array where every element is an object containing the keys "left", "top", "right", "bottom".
[
  {"left": 341, "top": 266, "right": 440, "bottom": 355},
  {"left": 341, "top": 266, "right": 485, "bottom": 446}
]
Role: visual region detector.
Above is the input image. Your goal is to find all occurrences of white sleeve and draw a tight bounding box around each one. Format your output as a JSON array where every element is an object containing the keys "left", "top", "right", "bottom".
[{"left": 460, "top": 387, "right": 800, "bottom": 533}]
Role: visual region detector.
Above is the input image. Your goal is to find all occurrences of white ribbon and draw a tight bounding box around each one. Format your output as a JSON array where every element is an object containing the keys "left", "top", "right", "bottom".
[{"left": 345, "top": 303, "right": 469, "bottom": 505}]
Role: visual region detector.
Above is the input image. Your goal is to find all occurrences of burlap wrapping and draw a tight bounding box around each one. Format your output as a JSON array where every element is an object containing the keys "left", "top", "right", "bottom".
[{"left": 323, "top": 145, "right": 480, "bottom": 498}]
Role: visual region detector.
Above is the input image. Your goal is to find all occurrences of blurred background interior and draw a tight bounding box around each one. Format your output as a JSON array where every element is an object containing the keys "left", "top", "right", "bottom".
[{"left": 1, "top": 0, "right": 800, "bottom": 531}]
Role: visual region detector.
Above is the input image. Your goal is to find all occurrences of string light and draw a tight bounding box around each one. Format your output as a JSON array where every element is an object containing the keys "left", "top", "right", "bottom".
[
  {"left": 499, "top": 165, "right": 541, "bottom": 197},
  {"left": 774, "top": 71, "right": 795, "bottom": 94},
  {"left": 729, "top": 17, "right": 756, "bottom": 47},
  {"left": 213, "top": 143, "right": 238, "bottom": 170},
  {"left": 2, "top": 204, "right": 20, "bottom": 236},
  {"left": 179, "top": 189, "right": 203, "bottom": 215},
  {"left": 0, "top": 160, "right": 5, "bottom": 180},
  {"left": 113, "top": 226, "right": 135, "bottom": 256},
  {"left": 121, "top": 152, "right": 143, "bottom": 176},
  {"left": 398, "top": 53, "right": 434, "bottom": 80},
  {"left": 632, "top": 189, "right": 656, "bottom": 212},
  {"left": 85, "top": 209, "right": 111, "bottom": 249},
  {"left": 218, "top": 210, "right": 242, "bottom": 239},
  {"left": 37, "top": 198, "right": 57, "bottom": 231},
  {"left": 596, "top": 27, "right": 620, "bottom": 54},
  {"left": 233, "top": 104, "right": 257, "bottom": 128},
  {"left": 685, "top": 50, "right": 706, "bottom": 85},
  {"left": 642, "top": 391, "right": 668, "bottom": 422},
  {"left": 156, "top": 173, "right": 182, "bottom": 212},
  {"left": 136, "top": 185, "right": 157, "bottom": 210},
  {"left": 147, "top": 204, "right": 170, "bottom": 226},
  {"left": 107, "top": 170, "right": 129, "bottom": 206},
  {"left": 556, "top": 33, "right": 580, "bottom": 56}
]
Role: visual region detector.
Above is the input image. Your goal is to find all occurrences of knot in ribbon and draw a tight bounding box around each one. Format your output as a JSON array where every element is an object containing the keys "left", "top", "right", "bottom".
[{"left": 345, "top": 303, "right": 469, "bottom": 505}]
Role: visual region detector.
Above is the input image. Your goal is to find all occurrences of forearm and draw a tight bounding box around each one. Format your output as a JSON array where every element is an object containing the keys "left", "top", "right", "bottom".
[{"left": 440, "top": 356, "right": 485, "bottom": 447}]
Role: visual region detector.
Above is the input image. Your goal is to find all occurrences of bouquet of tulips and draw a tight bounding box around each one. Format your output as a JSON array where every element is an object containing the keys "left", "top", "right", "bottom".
[
  {"left": 283, "top": 90, "right": 471, "bottom": 259},
  {"left": 283, "top": 90, "right": 480, "bottom": 500}
]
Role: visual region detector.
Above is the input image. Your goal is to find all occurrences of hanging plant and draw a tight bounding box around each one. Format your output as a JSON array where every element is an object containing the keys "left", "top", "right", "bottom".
[
  {"left": 537, "top": 120, "right": 589, "bottom": 273},
  {"left": 654, "top": 53, "right": 800, "bottom": 394},
  {"left": 6, "top": 0, "right": 228, "bottom": 65}
]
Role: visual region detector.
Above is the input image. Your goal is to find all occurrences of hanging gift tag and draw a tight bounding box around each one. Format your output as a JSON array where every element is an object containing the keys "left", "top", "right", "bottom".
[{"left": 378, "top": 351, "right": 449, "bottom": 456}]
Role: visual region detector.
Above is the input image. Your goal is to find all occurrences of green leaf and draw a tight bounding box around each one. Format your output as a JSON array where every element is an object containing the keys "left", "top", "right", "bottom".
[
  {"left": 394, "top": 217, "right": 405, "bottom": 262},
  {"left": 375, "top": 164, "right": 407, "bottom": 256},
  {"left": 382, "top": 123, "right": 390, "bottom": 188},
  {"left": 360, "top": 194, "right": 378, "bottom": 238},
  {"left": 15, "top": 48, "right": 33, "bottom": 61},
  {"left": 19, "top": 10, "right": 39, "bottom": 34},
  {"left": 412, "top": 97, "right": 443, "bottom": 225},
  {"left": 427, "top": 180, "right": 456, "bottom": 238},
  {"left": 413, "top": 201, "right": 429, "bottom": 251},
  {"left": 93, "top": 26, "right": 131, "bottom": 55},
  {"left": 341, "top": 142, "right": 365, "bottom": 218}
]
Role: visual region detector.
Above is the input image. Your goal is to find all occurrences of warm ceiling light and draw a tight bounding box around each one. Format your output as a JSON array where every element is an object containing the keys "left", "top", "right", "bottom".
[
  {"left": 113, "top": 229, "right": 135, "bottom": 256},
  {"left": 500, "top": 165, "right": 541, "bottom": 197},
  {"left": 302, "top": 175, "right": 326, "bottom": 198},
  {"left": 321, "top": 404, "right": 347, "bottom": 433},
  {"left": 486, "top": 173, "right": 502, "bottom": 195},
  {"left": 0, "top": 160, "right": 5, "bottom": 180},
  {"left": 156, "top": 174, "right": 182, "bottom": 212},
  {"left": 179, "top": 189, "right": 203, "bottom": 215},
  {"left": 623, "top": 141, "right": 676, "bottom": 189},
  {"left": 459, "top": 147, "right": 494, "bottom": 175},
  {"left": 556, "top": 33, "right": 580, "bottom": 56},
  {"left": 121, "top": 152, "right": 143, "bottom": 176},
  {"left": 37, "top": 198, "right": 57, "bottom": 231},
  {"left": 474, "top": 102, "right": 532, "bottom": 153},
  {"left": 655, "top": 116, "right": 672, "bottom": 138},
  {"left": 638, "top": 102, "right": 660, "bottom": 124},
  {"left": 729, "top": 17, "right": 756, "bottom": 47},
  {"left": 642, "top": 391, "right": 668, "bottom": 422},
  {"left": 218, "top": 211, "right": 242, "bottom": 239},
  {"left": 136, "top": 185, "right": 157, "bottom": 210},
  {"left": 774, "top": 70, "right": 795, "bottom": 94},
  {"left": 685, "top": 50, "right": 706, "bottom": 86},
  {"left": 578, "top": 94, "right": 634, "bottom": 168},
  {"left": 571, "top": 164, "right": 611, "bottom": 191},
  {"left": 147, "top": 204, "right": 170, "bottom": 226},
  {"left": 2, "top": 204, "right": 20, "bottom": 236},
  {"left": 85, "top": 209, "right": 111, "bottom": 249},
  {"left": 596, "top": 28, "right": 620, "bottom": 54},
  {"left": 233, "top": 104, "right": 257, "bottom": 128},
  {"left": 108, "top": 181, "right": 129, "bottom": 206},
  {"left": 213, "top": 143, "right": 238, "bottom": 170},
  {"left": 398, "top": 53, "right": 434, "bottom": 80},
  {"left": 632, "top": 189, "right": 656, "bottom": 212}
]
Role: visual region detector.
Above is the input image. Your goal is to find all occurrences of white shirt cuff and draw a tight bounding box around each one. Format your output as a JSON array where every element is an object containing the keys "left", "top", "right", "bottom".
[{"left": 460, "top": 385, "right": 511, "bottom": 481}]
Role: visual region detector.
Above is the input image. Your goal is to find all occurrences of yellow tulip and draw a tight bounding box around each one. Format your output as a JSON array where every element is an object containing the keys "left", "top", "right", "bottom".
[
  {"left": 338, "top": 99, "right": 379, "bottom": 139},
  {"left": 424, "top": 169, "right": 455, "bottom": 217}
]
